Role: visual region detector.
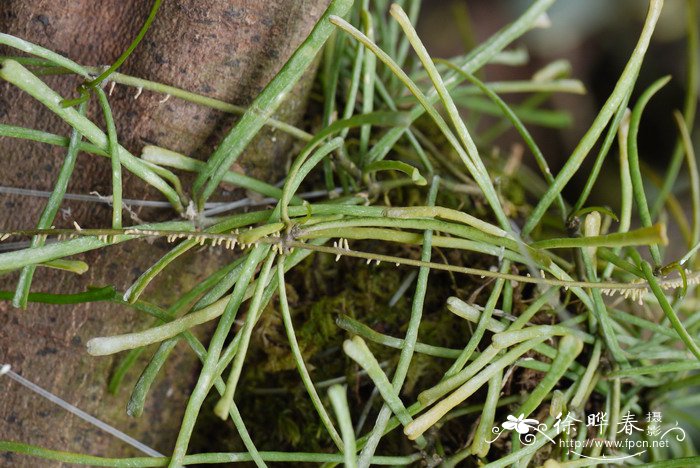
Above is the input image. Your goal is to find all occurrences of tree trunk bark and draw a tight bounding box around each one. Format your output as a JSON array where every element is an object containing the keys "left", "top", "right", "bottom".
[{"left": 0, "top": 0, "right": 327, "bottom": 464}]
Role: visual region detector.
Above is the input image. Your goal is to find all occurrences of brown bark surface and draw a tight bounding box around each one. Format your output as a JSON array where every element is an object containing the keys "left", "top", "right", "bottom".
[{"left": 0, "top": 0, "right": 327, "bottom": 465}]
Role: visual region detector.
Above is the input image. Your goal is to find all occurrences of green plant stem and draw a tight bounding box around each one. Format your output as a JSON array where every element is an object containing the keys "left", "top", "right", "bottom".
[
  {"left": 627, "top": 76, "right": 671, "bottom": 265},
  {"left": 359, "top": 7, "right": 376, "bottom": 163},
  {"left": 439, "top": 60, "right": 566, "bottom": 219},
  {"left": 0, "top": 287, "right": 116, "bottom": 304},
  {"left": 470, "top": 371, "right": 503, "bottom": 457},
  {"left": 168, "top": 245, "right": 268, "bottom": 468},
  {"left": 572, "top": 91, "right": 632, "bottom": 215},
  {"left": 640, "top": 261, "right": 700, "bottom": 360},
  {"left": 405, "top": 336, "right": 549, "bottom": 441},
  {"left": 363, "top": 0, "right": 557, "bottom": 166},
  {"left": 0, "top": 222, "right": 193, "bottom": 272},
  {"left": 607, "top": 361, "right": 700, "bottom": 378},
  {"left": 123, "top": 211, "right": 268, "bottom": 303},
  {"left": 277, "top": 262, "right": 343, "bottom": 450},
  {"left": 281, "top": 137, "right": 345, "bottom": 223},
  {"left": 60, "top": 0, "right": 162, "bottom": 107},
  {"left": 214, "top": 251, "right": 276, "bottom": 419},
  {"left": 581, "top": 231, "right": 629, "bottom": 366},
  {"left": 446, "top": 262, "right": 509, "bottom": 377},
  {"left": 534, "top": 225, "right": 666, "bottom": 251},
  {"left": 11, "top": 101, "right": 87, "bottom": 309},
  {"left": 193, "top": 0, "right": 353, "bottom": 208},
  {"left": 335, "top": 315, "right": 462, "bottom": 358},
  {"left": 420, "top": 289, "right": 565, "bottom": 405},
  {"left": 522, "top": 0, "right": 663, "bottom": 236},
  {"left": 328, "top": 385, "right": 358, "bottom": 468},
  {"left": 140, "top": 145, "right": 302, "bottom": 204},
  {"left": 332, "top": 13, "right": 509, "bottom": 231},
  {"left": 673, "top": 110, "right": 700, "bottom": 250},
  {"left": 0, "top": 441, "right": 419, "bottom": 466},
  {"left": 127, "top": 338, "right": 177, "bottom": 417},
  {"left": 651, "top": 0, "right": 699, "bottom": 219},
  {"left": 516, "top": 335, "right": 584, "bottom": 417},
  {"left": 0, "top": 59, "right": 184, "bottom": 212},
  {"left": 357, "top": 176, "right": 438, "bottom": 467},
  {"left": 81, "top": 69, "right": 312, "bottom": 140},
  {"left": 362, "top": 160, "right": 426, "bottom": 185},
  {"left": 94, "top": 87, "right": 122, "bottom": 229},
  {"left": 343, "top": 337, "right": 426, "bottom": 448}
]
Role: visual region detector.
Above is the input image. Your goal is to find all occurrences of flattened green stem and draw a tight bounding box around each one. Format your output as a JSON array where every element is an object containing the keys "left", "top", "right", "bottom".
[
  {"left": 89, "top": 294, "right": 211, "bottom": 355},
  {"left": 60, "top": 0, "right": 162, "bottom": 107},
  {"left": 343, "top": 337, "right": 426, "bottom": 448},
  {"left": 405, "top": 337, "right": 549, "bottom": 441},
  {"left": 1, "top": 225, "right": 671, "bottom": 294},
  {"left": 335, "top": 314, "right": 462, "bottom": 359},
  {"left": 0, "top": 124, "right": 103, "bottom": 155},
  {"left": 119, "top": 272, "right": 270, "bottom": 468},
  {"left": 328, "top": 385, "right": 357, "bottom": 468},
  {"left": 0, "top": 286, "right": 115, "bottom": 304},
  {"left": 522, "top": 0, "right": 664, "bottom": 236},
  {"left": 572, "top": 91, "right": 633, "bottom": 215},
  {"left": 299, "top": 227, "right": 531, "bottom": 264},
  {"left": 445, "top": 262, "right": 509, "bottom": 377},
  {"left": 236, "top": 224, "right": 284, "bottom": 245},
  {"left": 141, "top": 145, "right": 301, "bottom": 204},
  {"left": 0, "top": 441, "right": 421, "bottom": 466},
  {"left": 382, "top": 206, "right": 508, "bottom": 238},
  {"left": 0, "top": 59, "right": 184, "bottom": 212},
  {"left": 580, "top": 228, "right": 629, "bottom": 366},
  {"left": 193, "top": 0, "right": 354, "bottom": 208},
  {"left": 12, "top": 101, "right": 87, "bottom": 309},
  {"left": 531, "top": 224, "right": 667, "bottom": 250},
  {"left": 651, "top": 0, "right": 699, "bottom": 219},
  {"left": 491, "top": 325, "right": 592, "bottom": 349},
  {"left": 81, "top": 69, "right": 312, "bottom": 140},
  {"left": 603, "top": 109, "right": 633, "bottom": 278},
  {"left": 123, "top": 211, "right": 268, "bottom": 303},
  {"left": 470, "top": 371, "right": 502, "bottom": 457},
  {"left": 359, "top": 8, "right": 376, "bottom": 163},
  {"left": 607, "top": 360, "right": 700, "bottom": 378},
  {"left": 332, "top": 12, "right": 509, "bottom": 231},
  {"left": 38, "top": 259, "right": 88, "bottom": 274},
  {"left": 168, "top": 245, "right": 268, "bottom": 468},
  {"left": 673, "top": 110, "right": 700, "bottom": 251},
  {"left": 341, "top": 39, "right": 365, "bottom": 136},
  {"left": 420, "top": 289, "right": 561, "bottom": 406},
  {"left": 363, "top": 160, "right": 426, "bottom": 185},
  {"left": 448, "top": 79, "right": 585, "bottom": 97},
  {"left": 456, "top": 96, "right": 573, "bottom": 128},
  {"left": 214, "top": 251, "right": 276, "bottom": 419},
  {"left": 570, "top": 340, "right": 602, "bottom": 411},
  {"left": 295, "top": 216, "right": 542, "bottom": 262},
  {"left": 94, "top": 87, "right": 122, "bottom": 229},
  {"left": 278, "top": 262, "right": 343, "bottom": 450},
  {"left": 363, "top": 0, "right": 557, "bottom": 167},
  {"left": 0, "top": 222, "right": 192, "bottom": 272},
  {"left": 640, "top": 261, "right": 700, "bottom": 360},
  {"left": 127, "top": 337, "right": 178, "bottom": 417},
  {"left": 0, "top": 34, "right": 88, "bottom": 75},
  {"left": 358, "top": 176, "right": 438, "bottom": 467},
  {"left": 627, "top": 76, "right": 672, "bottom": 265},
  {"left": 517, "top": 335, "right": 584, "bottom": 418},
  {"left": 281, "top": 137, "right": 345, "bottom": 223},
  {"left": 437, "top": 59, "right": 566, "bottom": 219}
]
